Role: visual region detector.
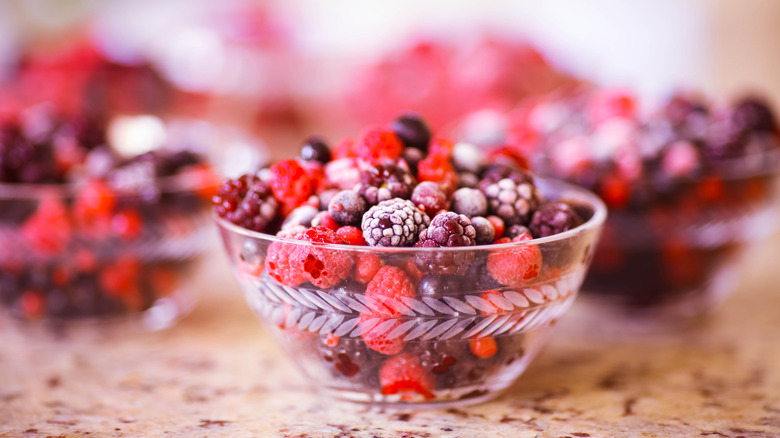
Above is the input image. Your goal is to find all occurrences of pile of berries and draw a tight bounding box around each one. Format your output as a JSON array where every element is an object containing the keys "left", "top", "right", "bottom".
[
  {"left": 0, "top": 108, "right": 218, "bottom": 321},
  {"left": 215, "top": 113, "right": 591, "bottom": 401},
  {"left": 460, "top": 87, "right": 780, "bottom": 308}
]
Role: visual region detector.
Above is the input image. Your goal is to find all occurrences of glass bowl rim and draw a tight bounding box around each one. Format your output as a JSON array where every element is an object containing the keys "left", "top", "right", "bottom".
[{"left": 215, "top": 176, "right": 607, "bottom": 253}]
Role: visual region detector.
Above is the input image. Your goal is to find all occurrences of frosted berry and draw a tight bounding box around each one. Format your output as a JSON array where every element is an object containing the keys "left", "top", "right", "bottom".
[
  {"left": 528, "top": 202, "right": 584, "bottom": 238},
  {"left": 487, "top": 234, "right": 542, "bottom": 286},
  {"left": 356, "top": 126, "right": 404, "bottom": 164},
  {"left": 300, "top": 136, "right": 332, "bottom": 164},
  {"left": 282, "top": 205, "right": 318, "bottom": 230},
  {"left": 470, "top": 216, "right": 495, "bottom": 245},
  {"left": 357, "top": 160, "right": 416, "bottom": 205},
  {"left": 265, "top": 226, "right": 308, "bottom": 287},
  {"left": 213, "top": 174, "right": 279, "bottom": 232},
  {"left": 294, "top": 226, "right": 354, "bottom": 288},
  {"left": 411, "top": 181, "right": 449, "bottom": 216},
  {"left": 328, "top": 190, "right": 367, "bottom": 226},
  {"left": 379, "top": 353, "right": 435, "bottom": 400},
  {"left": 336, "top": 225, "right": 367, "bottom": 246},
  {"left": 361, "top": 198, "right": 430, "bottom": 247},
  {"left": 270, "top": 160, "right": 314, "bottom": 212},
  {"left": 451, "top": 187, "right": 488, "bottom": 217},
  {"left": 415, "top": 212, "right": 476, "bottom": 275},
  {"left": 481, "top": 172, "right": 539, "bottom": 226},
  {"left": 418, "top": 153, "right": 458, "bottom": 195},
  {"left": 391, "top": 113, "right": 431, "bottom": 152}
]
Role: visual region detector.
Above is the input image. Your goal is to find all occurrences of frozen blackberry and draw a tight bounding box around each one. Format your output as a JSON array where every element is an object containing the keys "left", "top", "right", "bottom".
[
  {"left": 414, "top": 212, "right": 476, "bottom": 276},
  {"left": 481, "top": 175, "right": 539, "bottom": 226},
  {"left": 328, "top": 190, "right": 367, "bottom": 226},
  {"left": 391, "top": 113, "right": 431, "bottom": 152},
  {"left": 478, "top": 163, "right": 532, "bottom": 190},
  {"left": 528, "top": 202, "right": 584, "bottom": 238},
  {"left": 300, "top": 136, "right": 332, "bottom": 164},
  {"left": 213, "top": 174, "right": 279, "bottom": 232},
  {"left": 411, "top": 181, "right": 449, "bottom": 216},
  {"left": 470, "top": 216, "right": 495, "bottom": 245},
  {"left": 361, "top": 198, "right": 429, "bottom": 247},
  {"left": 505, "top": 224, "right": 531, "bottom": 239},
  {"left": 732, "top": 98, "right": 777, "bottom": 134},
  {"left": 357, "top": 160, "right": 416, "bottom": 205},
  {"left": 451, "top": 188, "right": 488, "bottom": 217}
]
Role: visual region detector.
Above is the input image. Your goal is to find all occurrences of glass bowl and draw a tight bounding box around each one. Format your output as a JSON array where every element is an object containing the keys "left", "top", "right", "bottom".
[
  {"left": 217, "top": 178, "right": 606, "bottom": 408},
  {"left": 557, "top": 148, "right": 780, "bottom": 323},
  {"left": 0, "top": 167, "right": 218, "bottom": 331}
]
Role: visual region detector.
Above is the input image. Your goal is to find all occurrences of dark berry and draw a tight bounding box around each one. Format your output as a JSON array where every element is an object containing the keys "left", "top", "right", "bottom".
[
  {"left": 391, "top": 113, "right": 431, "bottom": 152},
  {"left": 414, "top": 212, "right": 476, "bottom": 276},
  {"left": 361, "top": 198, "right": 430, "bottom": 247},
  {"left": 732, "top": 97, "right": 777, "bottom": 134},
  {"left": 213, "top": 174, "right": 279, "bottom": 232},
  {"left": 505, "top": 224, "right": 531, "bottom": 239},
  {"left": 417, "top": 274, "right": 467, "bottom": 297},
  {"left": 451, "top": 188, "right": 488, "bottom": 217},
  {"left": 528, "top": 202, "right": 584, "bottom": 238},
  {"left": 411, "top": 181, "right": 449, "bottom": 216},
  {"left": 402, "top": 147, "right": 424, "bottom": 176},
  {"left": 281, "top": 205, "right": 318, "bottom": 230},
  {"left": 470, "top": 216, "right": 495, "bottom": 245},
  {"left": 328, "top": 190, "right": 367, "bottom": 226},
  {"left": 300, "top": 136, "right": 332, "bottom": 164},
  {"left": 481, "top": 174, "right": 539, "bottom": 226},
  {"left": 357, "top": 160, "right": 416, "bottom": 205}
]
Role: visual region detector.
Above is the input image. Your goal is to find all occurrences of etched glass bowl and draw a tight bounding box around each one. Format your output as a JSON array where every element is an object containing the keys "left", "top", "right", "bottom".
[{"left": 217, "top": 178, "right": 606, "bottom": 408}]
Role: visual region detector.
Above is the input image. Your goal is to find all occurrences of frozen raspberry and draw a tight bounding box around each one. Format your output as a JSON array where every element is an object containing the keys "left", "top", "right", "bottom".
[
  {"left": 265, "top": 226, "right": 308, "bottom": 287},
  {"left": 411, "top": 181, "right": 449, "bottom": 216},
  {"left": 529, "top": 202, "right": 584, "bottom": 238},
  {"left": 300, "top": 136, "right": 332, "bottom": 164},
  {"left": 487, "top": 234, "right": 542, "bottom": 286},
  {"left": 301, "top": 160, "right": 327, "bottom": 194},
  {"left": 365, "top": 266, "right": 416, "bottom": 317},
  {"left": 451, "top": 187, "right": 488, "bottom": 217},
  {"left": 360, "top": 313, "right": 405, "bottom": 356},
  {"left": 589, "top": 89, "right": 637, "bottom": 124},
  {"left": 309, "top": 211, "right": 337, "bottom": 232},
  {"left": 294, "top": 226, "right": 354, "bottom": 289},
  {"left": 391, "top": 113, "right": 431, "bottom": 152},
  {"left": 328, "top": 190, "right": 367, "bottom": 226},
  {"left": 355, "top": 126, "right": 404, "bottom": 164},
  {"left": 415, "top": 212, "right": 476, "bottom": 276},
  {"left": 336, "top": 225, "right": 367, "bottom": 246},
  {"left": 111, "top": 210, "right": 143, "bottom": 241},
  {"left": 379, "top": 353, "right": 435, "bottom": 400},
  {"left": 331, "top": 137, "right": 356, "bottom": 160},
  {"left": 481, "top": 171, "right": 539, "bottom": 226},
  {"left": 505, "top": 224, "right": 532, "bottom": 239},
  {"left": 21, "top": 197, "right": 72, "bottom": 255},
  {"left": 324, "top": 157, "right": 361, "bottom": 190},
  {"left": 418, "top": 153, "right": 458, "bottom": 195},
  {"left": 213, "top": 174, "right": 279, "bottom": 232},
  {"left": 662, "top": 140, "right": 699, "bottom": 178},
  {"left": 362, "top": 198, "right": 430, "bottom": 247},
  {"left": 269, "top": 159, "right": 314, "bottom": 213},
  {"left": 470, "top": 216, "right": 495, "bottom": 245},
  {"left": 355, "top": 253, "right": 382, "bottom": 283},
  {"left": 357, "top": 160, "right": 416, "bottom": 205}
]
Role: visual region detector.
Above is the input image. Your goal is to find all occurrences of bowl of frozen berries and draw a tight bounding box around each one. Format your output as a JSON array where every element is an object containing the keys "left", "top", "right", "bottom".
[
  {"left": 0, "top": 108, "right": 223, "bottom": 329},
  {"left": 472, "top": 88, "right": 780, "bottom": 322},
  {"left": 214, "top": 113, "right": 606, "bottom": 407}
]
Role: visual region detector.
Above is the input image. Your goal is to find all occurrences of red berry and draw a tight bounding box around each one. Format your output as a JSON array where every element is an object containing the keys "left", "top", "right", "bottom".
[
  {"left": 270, "top": 159, "right": 314, "bottom": 213},
  {"left": 265, "top": 226, "right": 308, "bottom": 287},
  {"left": 356, "top": 126, "right": 404, "bottom": 164},
  {"left": 417, "top": 153, "right": 458, "bottom": 195},
  {"left": 312, "top": 211, "right": 339, "bottom": 231},
  {"left": 487, "top": 234, "right": 542, "bottom": 286},
  {"left": 600, "top": 174, "right": 631, "bottom": 209},
  {"left": 111, "top": 210, "right": 144, "bottom": 241},
  {"left": 589, "top": 89, "right": 637, "bottom": 124},
  {"left": 360, "top": 313, "right": 405, "bottom": 355},
  {"left": 428, "top": 137, "right": 455, "bottom": 158},
  {"left": 355, "top": 253, "right": 382, "bottom": 283},
  {"left": 99, "top": 255, "right": 142, "bottom": 308},
  {"left": 295, "top": 226, "right": 354, "bottom": 289},
  {"left": 21, "top": 197, "right": 72, "bottom": 255},
  {"left": 379, "top": 353, "right": 435, "bottom": 400},
  {"left": 301, "top": 160, "right": 327, "bottom": 194},
  {"left": 365, "top": 266, "right": 415, "bottom": 317},
  {"left": 486, "top": 215, "right": 505, "bottom": 239},
  {"left": 336, "top": 225, "right": 367, "bottom": 246},
  {"left": 19, "top": 290, "right": 45, "bottom": 319},
  {"left": 324, "top": 157, "right": 361, "bottom": 190},
  {"left": 331, "top": 137, "right": 356, "bottom": 160},
  {"left": 469, "top": 336, "right": 498, "bottom": 358},
  {"left": 75, "top": 179, "right": 116, "bottom": 218}
]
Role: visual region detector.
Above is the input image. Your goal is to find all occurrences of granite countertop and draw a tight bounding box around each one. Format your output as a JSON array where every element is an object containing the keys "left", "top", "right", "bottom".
[{"left": 1, "top": 234, "right": 779, "bottom": 438}]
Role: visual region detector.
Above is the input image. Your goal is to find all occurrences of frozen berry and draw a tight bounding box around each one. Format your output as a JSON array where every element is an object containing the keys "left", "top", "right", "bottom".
[
  {"left": 265, "top": 226, "right": 308, "bottom": 286},
  {"left": 732, "top": 97, "right": 777, "bottom": 133},
  {"left": 365, "top": 266, "right": 416, "bottom": 317},
  {"left": 336, "top": 225, "right": 367, "bottom": 246},
  {"left": 487, "top": 234, "right": 542, "bottom": 286},
  {"left": 355, "top": 253, "right": 383, "bottom": 283},
  {"left": 213, "top": 174, "right": 279, "bottom": 232},
  {"left": 470, "top": 216, "right": 495, "bottom": 245},
  {"left": 362, "top": 198, "right": 430, "bottom": 247},
  {"left": 414, "top": 212, "right": 476, "bottom": 275},
  {"left": 418, "top": 153, "right": 458, "bottom": 195},
  {"left": 452, "top": 142, "right": 485, "bottom": 174},
  {"left": 411, "top": 181, "right": 449, "bottom": 216},
  {"left": 356, "top": 126, "right": 404, "bottom": 164},
  {"left": 311, "top": 211, "right": 339, "bottom": 231},
  {"left": 402, "top": 147, "right": 424, "bottom": 176},
  {"left": 458, "top": 172, "right": 479, "bottom": 189},
  {"left": 324, "top": 157, "right": 361, "bottom": 190},
  {"left": 282, "top": 205, "right": 318, "bottom": 230},
  {"left": 270, "top": 159, "right": 314, "bottom": 213},
  {"left": 357, "top": 160, "right": 416, "bottom": 205},
  {"left": 469, "top": 336, "right": 498, "bottom": 359},
  {"left": 451, "top": 187, "right": 488, "bottom": 217},
  {"left": 505, "top": 224, "right": 531, "bottom": 239},
  {"left": 391, "top": 113, "right": 431, "bottom": 152},
  {"left": 529, "top": 202, "right": 584, "bottom": 238},
  {"left": 481, "top": 173, "right": 539, "bottom": 226},
  {"left": 417, "top": 274, "right": 466, "bottom": 297},
  {"left": 328, "top": 190, "right": 367, "bottom": 226},
  {"left": 22, "top": 197, "right": 72, "bottom": 255},
  {"left": 295, "top": 226, "right": 354, "bottom": 288},
  {"left": 300, "top": 136, "right": 332, "bottom": 164},
  {"left": 486, "top": 215, "right": 505, "bottom": 239},
  {"left": 379, "top": 353, "right": 435, "bottom": 400}
]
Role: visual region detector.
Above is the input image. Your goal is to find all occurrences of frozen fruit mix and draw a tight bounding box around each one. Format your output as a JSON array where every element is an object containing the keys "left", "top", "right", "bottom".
[
  {"left": 215, "top": 113, "right": 597, "bottom": 403},
  {"left": 0, "top": 108, "right": 218, "bottom": 321},
  {"left": 463, "top": 87, "right": 780, "bottom": 309}
]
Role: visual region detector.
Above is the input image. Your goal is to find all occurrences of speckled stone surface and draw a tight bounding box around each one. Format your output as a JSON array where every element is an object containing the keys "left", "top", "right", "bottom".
[{"left": 1, "top": 235, "right": 779, "bottom": 438}]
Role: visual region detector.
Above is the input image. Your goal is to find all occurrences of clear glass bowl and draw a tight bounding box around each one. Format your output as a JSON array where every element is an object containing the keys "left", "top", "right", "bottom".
[
  {"left": 535, "top": 148, "right": 780, "bottom": 324},
  {"left": 217, "top": 178, "right": 606, "bottom": 408},
  {"left": 0, "top": 170, "right": 217, "bottom": 330}
]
